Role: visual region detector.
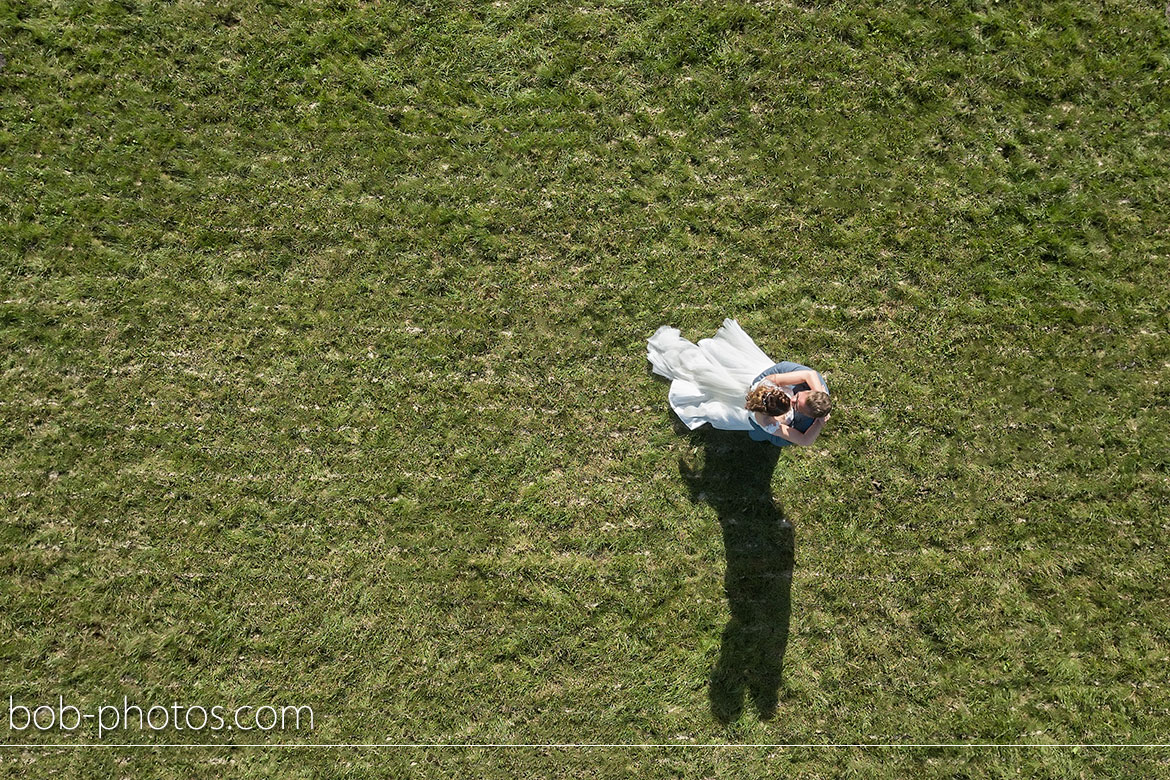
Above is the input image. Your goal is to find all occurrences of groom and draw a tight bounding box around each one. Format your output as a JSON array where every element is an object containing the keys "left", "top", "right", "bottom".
[{"left": 747, "top": 361, "right": 829, "bottom": 448}]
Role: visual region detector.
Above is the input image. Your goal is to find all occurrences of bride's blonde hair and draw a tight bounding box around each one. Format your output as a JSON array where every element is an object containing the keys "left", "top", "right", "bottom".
[{"left": 745, "top": 385, "right": 791, "bottom": 416}]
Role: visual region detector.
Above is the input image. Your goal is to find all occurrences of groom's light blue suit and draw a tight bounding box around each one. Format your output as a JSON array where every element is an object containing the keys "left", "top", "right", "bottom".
[{"left": 747, "top": 361, "right": 828, "bottom": 448}]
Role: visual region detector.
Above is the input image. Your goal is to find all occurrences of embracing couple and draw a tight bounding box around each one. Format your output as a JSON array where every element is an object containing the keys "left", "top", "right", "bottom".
[{"left": 647, "top": 319, "right": 831, "bottom": 448}]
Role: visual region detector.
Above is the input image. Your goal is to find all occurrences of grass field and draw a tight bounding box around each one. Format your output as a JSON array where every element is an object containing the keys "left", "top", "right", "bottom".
[{"left": 2, "top": 0, "right": 1169, "bottom": 776}]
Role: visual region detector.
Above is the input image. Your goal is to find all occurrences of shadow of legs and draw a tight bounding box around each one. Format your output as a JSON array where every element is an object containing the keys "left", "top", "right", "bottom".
[{"left": 679, "top": 427, "right": 793, "bottom": 724}]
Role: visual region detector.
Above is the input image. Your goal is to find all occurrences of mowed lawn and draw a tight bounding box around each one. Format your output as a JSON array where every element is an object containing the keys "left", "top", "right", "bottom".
[{"left": 2, "top": 0, "right": 1168, "bottom": 776}]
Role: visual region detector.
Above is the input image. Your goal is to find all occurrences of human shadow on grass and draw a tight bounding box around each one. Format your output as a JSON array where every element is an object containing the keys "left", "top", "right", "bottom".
[{"left": 677, "top": 421, "right": 794, "bottom": 724}]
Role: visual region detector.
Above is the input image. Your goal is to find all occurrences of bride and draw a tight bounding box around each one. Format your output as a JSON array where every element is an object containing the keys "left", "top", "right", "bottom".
[{"left": 647, "top": 319, "right": 832, "bottom": 447}]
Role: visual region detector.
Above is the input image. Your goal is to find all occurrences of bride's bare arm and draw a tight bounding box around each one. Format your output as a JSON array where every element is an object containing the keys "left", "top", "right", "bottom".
[
  {"left": 761, "top": 369, "right": 825, "bottom": 392},
  {"left": 753, "top": 411, "right": 784, "bottom": 431},
  {"left": 756, "top": 413, "right": 826, "bottom": 446}
]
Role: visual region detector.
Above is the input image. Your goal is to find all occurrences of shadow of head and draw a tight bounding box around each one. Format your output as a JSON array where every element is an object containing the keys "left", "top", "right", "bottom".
[{"left": 679, "top": 425, "right": 794, "bottom": 724}]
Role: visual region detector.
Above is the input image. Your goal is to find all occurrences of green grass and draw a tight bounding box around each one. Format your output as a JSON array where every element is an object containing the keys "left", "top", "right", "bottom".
[{"left": 2, "top": 0, "right": 1169, "bottom": 776}]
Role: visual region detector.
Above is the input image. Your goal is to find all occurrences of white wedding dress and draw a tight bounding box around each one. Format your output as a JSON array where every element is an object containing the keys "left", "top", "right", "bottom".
[{"left": 647, "top": 319, "right": 790, "bottom": 431}]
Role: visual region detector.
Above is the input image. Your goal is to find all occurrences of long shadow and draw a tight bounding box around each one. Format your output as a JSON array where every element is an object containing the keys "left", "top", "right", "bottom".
[{"left": 677, "top": 422, "right": 794, "bottom": 724}]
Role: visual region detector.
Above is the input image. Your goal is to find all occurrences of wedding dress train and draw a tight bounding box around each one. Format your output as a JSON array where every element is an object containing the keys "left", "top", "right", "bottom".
[{"left": 646, "top": 318, "right": 777, "bottom": 431}]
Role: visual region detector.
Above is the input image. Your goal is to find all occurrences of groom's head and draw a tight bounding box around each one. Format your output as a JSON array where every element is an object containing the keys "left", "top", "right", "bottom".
[{"left": 794, "top": 390, "right": 832, "bottom": 419}]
